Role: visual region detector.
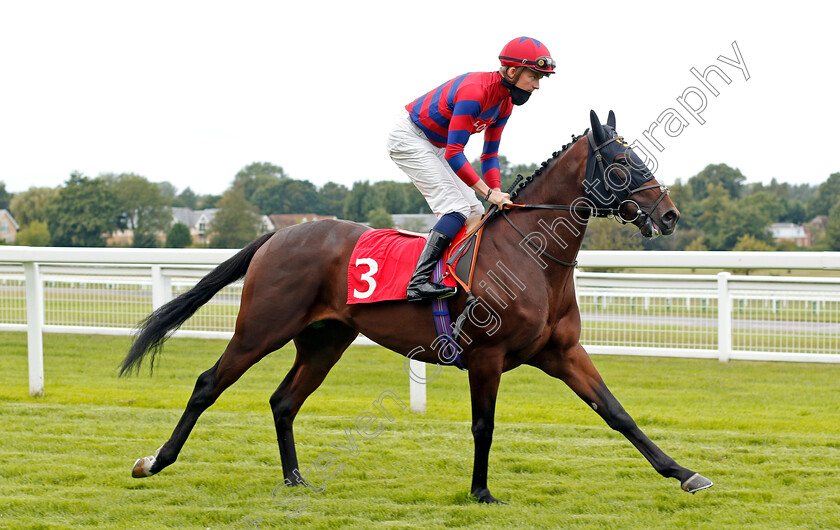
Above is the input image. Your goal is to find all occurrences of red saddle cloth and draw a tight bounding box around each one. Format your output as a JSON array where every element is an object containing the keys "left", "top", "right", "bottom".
[{"left": 347, "top": 229, "right": 459, "bottom": 304}]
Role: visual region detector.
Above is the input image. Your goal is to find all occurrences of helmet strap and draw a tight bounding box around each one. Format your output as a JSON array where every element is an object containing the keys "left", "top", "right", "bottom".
[{"left": 500, "top": 67, "right": 531, "bottom": 106}]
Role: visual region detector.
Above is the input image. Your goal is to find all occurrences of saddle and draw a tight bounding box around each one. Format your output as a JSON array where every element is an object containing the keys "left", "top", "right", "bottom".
[{"left": 346, "top": 215, "right": 484, "bottom": 305}]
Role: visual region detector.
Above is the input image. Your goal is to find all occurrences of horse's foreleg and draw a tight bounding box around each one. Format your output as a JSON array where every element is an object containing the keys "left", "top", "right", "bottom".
[
  {"left": 270, "top": 321, "right": 357, "bottom": 485},
  {"left": 529, "top": 343, "right": 713, "bottom": 493},
  {"left": 467, "top": 356, "right": 506, "bottom": 504}
]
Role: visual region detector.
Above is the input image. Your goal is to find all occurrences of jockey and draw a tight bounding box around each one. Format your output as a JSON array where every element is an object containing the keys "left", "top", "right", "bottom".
[{"left": 387, "top": 37, "right": 555, "bottom": 301}]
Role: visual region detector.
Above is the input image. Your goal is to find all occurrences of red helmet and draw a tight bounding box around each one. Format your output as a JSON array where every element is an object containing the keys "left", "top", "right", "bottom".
[{"left": 499, "top": 36, "right": 555, "bottom": 76}]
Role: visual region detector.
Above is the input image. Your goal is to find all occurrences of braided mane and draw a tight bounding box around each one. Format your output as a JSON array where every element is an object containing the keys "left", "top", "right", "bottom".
[{"left": 509, "top": 132, "right": 586, "bottom": 199}]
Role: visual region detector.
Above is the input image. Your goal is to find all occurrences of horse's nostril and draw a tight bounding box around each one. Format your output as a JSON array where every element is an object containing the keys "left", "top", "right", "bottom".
[{"left": 662, "top": 209, "right": 679, "bottom": 226}]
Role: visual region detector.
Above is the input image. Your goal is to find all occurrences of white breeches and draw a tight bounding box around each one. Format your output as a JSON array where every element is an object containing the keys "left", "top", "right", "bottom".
[{"left": 386, "top": 110, "right": 485, "bottom": 220}]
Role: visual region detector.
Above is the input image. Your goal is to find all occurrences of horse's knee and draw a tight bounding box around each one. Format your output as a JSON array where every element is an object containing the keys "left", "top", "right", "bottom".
[
  {"left": 269, "top": 392, "right": 296, "bottom": 426},
  {"left": 602, "top": 404, "right": 637, "bottom": 433},
  {"left": 471, "top": 418, "right": 494, "bottom": 442},
  {"left": 589, "top": 383, "right": 638, "bottom": 433}
]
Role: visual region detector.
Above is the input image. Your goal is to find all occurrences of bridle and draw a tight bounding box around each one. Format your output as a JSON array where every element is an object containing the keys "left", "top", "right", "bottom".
[
  {"left": 496, "top": 129, "right": 671, "bottom": 267},
  {"left": 584, "top": 129, "right": 670, "bottom": 227}
]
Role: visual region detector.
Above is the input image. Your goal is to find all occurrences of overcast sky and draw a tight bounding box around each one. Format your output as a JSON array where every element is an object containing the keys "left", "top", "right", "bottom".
[{"left": 1, "top": 1, "right": 836, "bottom": 195}]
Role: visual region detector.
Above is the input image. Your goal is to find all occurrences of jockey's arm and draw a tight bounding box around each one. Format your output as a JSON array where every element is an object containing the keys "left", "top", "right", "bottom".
[
  {"left": 444, "top": 98, "right": 512, "bottom": 209},
  {"left": 471, "top": 181, "right": 511, "bottom": 208},
  {"left": 474, "top": 114, "right": 512, "bottom": 208}
]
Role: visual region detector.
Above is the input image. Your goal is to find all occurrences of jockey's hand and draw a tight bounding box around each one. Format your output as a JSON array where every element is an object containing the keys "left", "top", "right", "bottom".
[{"left": 488, "top": 188, "right": 512, "bottom": 209}]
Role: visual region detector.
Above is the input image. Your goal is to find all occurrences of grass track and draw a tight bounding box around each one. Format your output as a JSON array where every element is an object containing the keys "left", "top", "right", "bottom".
[{"left": 1, "top": 332, "right": 839, "bottom": 529}]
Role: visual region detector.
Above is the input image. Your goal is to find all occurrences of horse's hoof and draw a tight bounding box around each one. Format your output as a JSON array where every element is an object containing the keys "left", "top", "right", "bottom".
[
  {"left": 131, "top": 455, "right": 156, "bottom": 478},
  {"left": 131, "top": 446, "right": 162, "bottom": 478},
  {"left": 471, "top": 488, "right": 507, "bottom": 504},
  {"left": 681, "top": 472, "right": 713, "bottom": 493}
]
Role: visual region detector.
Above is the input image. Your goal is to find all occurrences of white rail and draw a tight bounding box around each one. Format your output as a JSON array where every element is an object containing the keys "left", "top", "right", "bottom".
[
  {"left": 2, "top": 247, "right": 839, "bottom": 398},
  {"left": 575, "top": 271, "right": 840, "bottom": 363}
]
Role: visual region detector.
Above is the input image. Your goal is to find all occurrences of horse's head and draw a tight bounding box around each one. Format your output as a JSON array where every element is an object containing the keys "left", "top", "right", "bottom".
[{"left": 585, "top": 110, "right": 680, "bottom": 236}]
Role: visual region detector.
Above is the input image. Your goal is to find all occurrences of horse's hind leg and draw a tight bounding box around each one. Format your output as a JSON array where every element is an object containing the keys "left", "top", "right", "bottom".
[
  {"left": 528, "top": 343, "right": 713, "bottom": 493},
  {"left": 131, "top": 322, "right": 306, "bottom": 478},
  {"left": 269, "top": 321, "right": 358, "bottom": 485},
  {"left": 467, "top": 353, "right": 506, "bottom": 504}
]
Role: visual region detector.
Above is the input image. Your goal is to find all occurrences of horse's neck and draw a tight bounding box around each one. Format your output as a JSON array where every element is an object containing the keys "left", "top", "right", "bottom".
[
  {"left": 519, "top": 138, "right": 588, "bottom": 207},
  {"left": 480, "top": 138, "right": 589, "bottom": 297},
  {"left": 500, "top": 138, "right": 589, "bottom": 260}
]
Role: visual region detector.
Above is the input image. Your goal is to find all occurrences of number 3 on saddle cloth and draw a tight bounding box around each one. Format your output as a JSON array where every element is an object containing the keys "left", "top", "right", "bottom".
[{"left": 346, "top": 225, "right": 484, "bottom": 370}]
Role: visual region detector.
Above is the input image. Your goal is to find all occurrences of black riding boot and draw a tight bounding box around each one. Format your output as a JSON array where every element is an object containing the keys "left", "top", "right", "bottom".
[{"left": 406, "top": 230, "right": 457, "bottom": 301}]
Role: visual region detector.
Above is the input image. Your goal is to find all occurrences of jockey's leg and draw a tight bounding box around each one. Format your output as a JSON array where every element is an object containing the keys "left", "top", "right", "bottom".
[
  {"left": 406, "top": 212, "right": 465, "bottom": 301},
  {"left": 387, "top": 109, "right": 479, "bottom": 301},
  {"left": 403, "top": 148, "right": 485, "bottom": 300}
]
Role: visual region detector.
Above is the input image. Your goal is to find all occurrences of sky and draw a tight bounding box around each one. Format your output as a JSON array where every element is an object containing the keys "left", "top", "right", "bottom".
[{"left": 1, "top": 1, "right": 837, "bottom": 196}]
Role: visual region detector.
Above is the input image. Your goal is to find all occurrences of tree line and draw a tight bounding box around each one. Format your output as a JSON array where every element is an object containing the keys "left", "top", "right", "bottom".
[
  {"left": 2, "top": 159, "right": 839, "bottom": 250},
  {"left": 584, "top": 164, "right": 840, "bottom": 252},
  {"left": 1, "top": 162, "right": 433, "bottom": 248}
]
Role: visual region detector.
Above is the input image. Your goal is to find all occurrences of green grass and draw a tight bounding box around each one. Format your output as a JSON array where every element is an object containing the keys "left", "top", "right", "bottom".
[{"left": 1, "top": 332, "right": 840, "bottom": 529}]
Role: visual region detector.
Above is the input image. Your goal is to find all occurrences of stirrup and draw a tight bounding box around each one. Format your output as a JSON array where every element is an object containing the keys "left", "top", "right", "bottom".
[{"left": 406, "top": 282, "right": 456, "bottom": 302}]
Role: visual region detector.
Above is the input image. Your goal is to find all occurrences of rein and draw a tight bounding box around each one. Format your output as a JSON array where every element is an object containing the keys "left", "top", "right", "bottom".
[{"left": 496, "top": 130, "right": 671, "bottom": 268}]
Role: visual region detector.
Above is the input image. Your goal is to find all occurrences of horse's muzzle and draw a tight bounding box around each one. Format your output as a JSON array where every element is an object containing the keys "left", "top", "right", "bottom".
[
  {"left": 638, "top": 207, "right": 679, "bottom": 237},
  {"left": 657, "top": 207, "right": 680, "bottom": 235}
]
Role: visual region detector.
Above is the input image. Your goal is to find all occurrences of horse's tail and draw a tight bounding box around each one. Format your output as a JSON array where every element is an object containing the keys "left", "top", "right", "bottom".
[{"left": 119, "top": 232, "right": 275, "bottom": 376}]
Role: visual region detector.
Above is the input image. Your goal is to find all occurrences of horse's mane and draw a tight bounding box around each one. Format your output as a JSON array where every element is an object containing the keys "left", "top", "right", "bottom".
[{"left": 510, "top": 132, "right": 586, "bottom": 200}]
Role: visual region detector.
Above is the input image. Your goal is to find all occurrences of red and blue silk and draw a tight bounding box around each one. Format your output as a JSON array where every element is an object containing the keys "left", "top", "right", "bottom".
[{"left": 405, "top": 71, "right": 512, "bottom": 189}]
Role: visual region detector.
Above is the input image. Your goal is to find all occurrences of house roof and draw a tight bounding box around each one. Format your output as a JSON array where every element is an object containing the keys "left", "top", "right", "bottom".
[
  {"left": 172, "top": 207, "right": 218, "bottom": 228},
  {"left": 172, "top": 208, "right": 273, "bottom": 234},
  {"left": 768, "top": 222, "right": 808, "bottom": 239},
  {"left": 0, "top": 209, "right": 19, "bottom": 229},
  {"left": 268, "top": 214, "right": 337, "bottom": 230},
  {"left": 810, "top": 215, "right": 828, "bottom": 229}
]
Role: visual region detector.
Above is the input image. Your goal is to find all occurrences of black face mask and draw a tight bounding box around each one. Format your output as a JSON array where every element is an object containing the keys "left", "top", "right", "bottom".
[{"left": 500, "top": 77, "right": 531, "bottom": 106}]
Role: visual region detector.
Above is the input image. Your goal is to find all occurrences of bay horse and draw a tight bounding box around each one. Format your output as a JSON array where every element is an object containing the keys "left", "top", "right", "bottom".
[{"left": 121, "top": 110, "right": 713, "bottom": 503}]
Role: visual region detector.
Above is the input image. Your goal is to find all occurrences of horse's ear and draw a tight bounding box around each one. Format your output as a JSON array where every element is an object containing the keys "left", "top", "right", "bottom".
[
  {"left": 607, "top": 110, "right": 616, "bottom": 128},
  {"left": 590, "top": 110, "right": 606, "bottom": 144}
]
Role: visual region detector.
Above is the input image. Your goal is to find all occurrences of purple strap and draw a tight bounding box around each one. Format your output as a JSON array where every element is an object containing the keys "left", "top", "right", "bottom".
[{"left": 431, "top": 258, "right": 465, "bottom": 370}]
